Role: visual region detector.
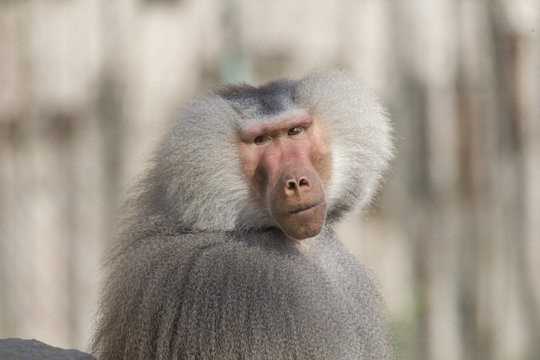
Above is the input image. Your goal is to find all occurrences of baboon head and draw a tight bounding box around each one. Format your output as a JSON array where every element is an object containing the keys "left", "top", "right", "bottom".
[{"left": 151, "top": 70, "right": 392, "bottom": 239}]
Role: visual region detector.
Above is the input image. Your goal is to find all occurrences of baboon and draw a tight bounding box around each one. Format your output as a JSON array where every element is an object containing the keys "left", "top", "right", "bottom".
[{"left": 91, "top": 70, "right": 395, "bottom": 359}]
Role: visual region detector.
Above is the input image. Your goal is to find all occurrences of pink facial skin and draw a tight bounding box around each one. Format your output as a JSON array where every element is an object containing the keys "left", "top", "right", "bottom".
[{"left": 237, "top": 114, "right": 332, "bottom": 239}]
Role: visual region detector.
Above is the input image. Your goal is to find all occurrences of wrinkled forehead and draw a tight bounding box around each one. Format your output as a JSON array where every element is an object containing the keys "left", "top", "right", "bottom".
[{"left": 238, "top": 110, "right": 312, "bottom": 141}]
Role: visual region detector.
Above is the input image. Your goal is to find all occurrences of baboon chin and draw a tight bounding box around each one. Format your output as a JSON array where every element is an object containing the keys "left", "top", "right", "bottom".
[{"left": 91, "top": 69, "right": 395, "bottom": 360}]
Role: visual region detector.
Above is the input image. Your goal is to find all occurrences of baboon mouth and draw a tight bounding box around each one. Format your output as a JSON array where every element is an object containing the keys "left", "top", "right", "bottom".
[{"left": 288, "top": 201, "right": 325, "bottom": 215}]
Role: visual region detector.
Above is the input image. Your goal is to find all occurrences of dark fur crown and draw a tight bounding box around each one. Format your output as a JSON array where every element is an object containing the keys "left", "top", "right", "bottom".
[{"left": 215, "top": 80, "right": 298, "bottom": 117}]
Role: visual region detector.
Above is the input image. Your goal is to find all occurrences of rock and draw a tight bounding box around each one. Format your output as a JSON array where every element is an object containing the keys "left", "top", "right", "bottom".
[{"left": 0, "top": 338, "right": 94, "bottom": 360}]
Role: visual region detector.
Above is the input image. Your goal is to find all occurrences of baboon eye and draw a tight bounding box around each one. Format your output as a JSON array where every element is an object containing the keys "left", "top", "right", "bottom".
[
  {"left": 254, "top": 134, "right": 271, "bottom": 145},
  {"left": 288, "top": 127, "right": 303, "bottom": 136}
]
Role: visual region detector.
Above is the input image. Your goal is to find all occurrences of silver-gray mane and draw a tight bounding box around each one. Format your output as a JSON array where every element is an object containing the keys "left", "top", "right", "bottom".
[{"left": 129, "top": 69, "right": 392, "bottom": 235}]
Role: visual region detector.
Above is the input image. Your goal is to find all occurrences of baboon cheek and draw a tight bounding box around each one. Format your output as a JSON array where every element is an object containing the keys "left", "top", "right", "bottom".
[{"left": 273, "top": 202, "right": 327, "bottom": 240}]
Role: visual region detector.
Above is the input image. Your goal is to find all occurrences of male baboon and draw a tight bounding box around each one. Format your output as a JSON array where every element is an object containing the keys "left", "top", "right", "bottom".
[{"left": 91, "top": 70, "right": 395, "bottom": 359}]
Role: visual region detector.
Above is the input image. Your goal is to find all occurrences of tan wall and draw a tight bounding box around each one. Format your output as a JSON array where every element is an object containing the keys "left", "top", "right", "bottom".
[{"left": 1, "top": 1, "right": 539, "bottom": 359}]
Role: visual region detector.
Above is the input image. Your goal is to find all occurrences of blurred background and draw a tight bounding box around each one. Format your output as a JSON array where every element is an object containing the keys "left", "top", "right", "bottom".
[{"left": 0, "top": 0, "right": 539, "bottom": 359}]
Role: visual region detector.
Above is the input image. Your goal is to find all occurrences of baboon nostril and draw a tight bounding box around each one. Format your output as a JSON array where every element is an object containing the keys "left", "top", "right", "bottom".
[
  {"left": 287, "top": 180, "right": 296, "bottom": 190},
  {"left": 299, "top": 177, "right": 310, "bottom": 187}
]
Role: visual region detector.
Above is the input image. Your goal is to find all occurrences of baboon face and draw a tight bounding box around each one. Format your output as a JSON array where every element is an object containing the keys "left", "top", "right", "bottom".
[{"left": 238, "top": 112, "right": 332, "bottom": 239}]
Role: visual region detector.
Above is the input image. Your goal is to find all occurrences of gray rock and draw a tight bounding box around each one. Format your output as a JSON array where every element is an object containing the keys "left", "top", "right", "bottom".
[{"left": 0, "top": 338, "right": 93, "bottom": 360}]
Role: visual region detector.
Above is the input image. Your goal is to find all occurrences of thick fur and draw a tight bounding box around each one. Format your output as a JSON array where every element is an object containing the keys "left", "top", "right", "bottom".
[{"left": 91, "top": 70, "right": 395, "bottom": 359}]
